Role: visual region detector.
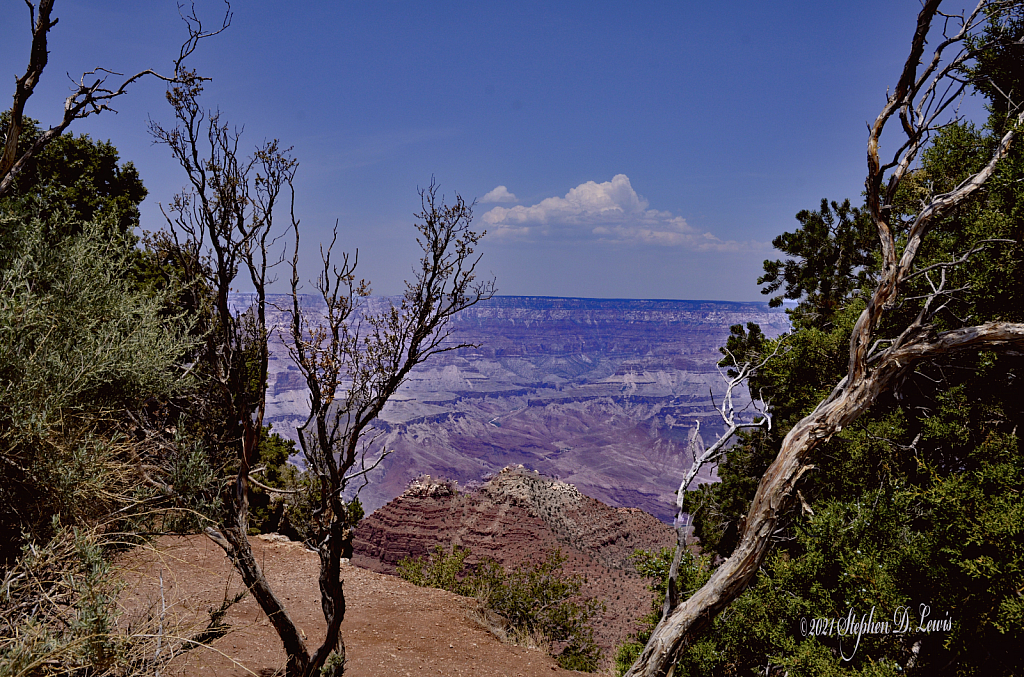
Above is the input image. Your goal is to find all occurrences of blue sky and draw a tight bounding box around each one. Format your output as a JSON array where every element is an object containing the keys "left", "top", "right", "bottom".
[{"left": 1, "top": 1, "right": 987, "bottom": 300}]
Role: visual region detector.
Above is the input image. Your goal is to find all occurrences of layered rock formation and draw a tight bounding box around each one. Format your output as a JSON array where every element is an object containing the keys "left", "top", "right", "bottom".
[
  {"left": 352, "top": 469, "right": 677, "bottom": 657},
  {"left": 255, "top": 295, "right": 790, "bottom": 519}
]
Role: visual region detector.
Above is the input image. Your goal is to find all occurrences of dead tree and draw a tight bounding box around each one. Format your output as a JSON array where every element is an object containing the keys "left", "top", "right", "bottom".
[
  {"left": 1, "top": 0, "right": 230, "bottom": 200},
  {"left": 153, "top": 68, "right": 495, "bottom": 674},
  {"left": 626, "top": 2, "right": 1024, "bottom": 675},
  {"left": 275, "top": 179, "right": 495, "bottom": 676},
  {"left": 149, "top": 74, "right": 304, "bottom": 670},
  {"left": 660, "top": 338, "right": 784, "bottom": 618}
]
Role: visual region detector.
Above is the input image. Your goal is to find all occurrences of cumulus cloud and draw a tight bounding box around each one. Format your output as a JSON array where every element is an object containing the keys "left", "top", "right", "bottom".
[
  {"left": 481, "top": 174, "right": 754, "bottom": 251},
  {"left": 480, "top": 185, "right": 517, "bottom": 203}
]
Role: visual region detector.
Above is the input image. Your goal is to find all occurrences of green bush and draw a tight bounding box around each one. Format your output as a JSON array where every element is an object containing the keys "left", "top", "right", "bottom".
[
  {"left": 614, "top": 547, "right": 711, "bottom": 676},
  {"left": 166, "top": 435, "right": 221, "bottom": 533},
  {"left": 397, "top": 544, "right": 473, "bottom": 595},
  {"left": 0, "top": 214, "right": 197, "bottom": 560},
  {"left": 248, "top": 427, "right": 300, "bottom": 535},
  {"left": 0, "top": 208, "right": 208, "bottom": 674},
  {"left": 398, "top": 545, "right": 605, "bottom": 671},
  {"left": 2, "top": 523, "right": 135, "bottom": 675}
]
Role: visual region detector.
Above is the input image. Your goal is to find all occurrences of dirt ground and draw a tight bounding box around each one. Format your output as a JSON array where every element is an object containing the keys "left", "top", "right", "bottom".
[{"left": 117, "top": 535, "right": 583, "bottom": 676}]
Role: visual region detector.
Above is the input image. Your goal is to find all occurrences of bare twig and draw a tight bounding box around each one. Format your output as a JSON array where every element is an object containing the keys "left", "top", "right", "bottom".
[
  {"left": 626, "top": 3, "right": 1024, "bottom": 675},
  {"left": 1, "top": 1, "right": 231, "bottom": 198}
]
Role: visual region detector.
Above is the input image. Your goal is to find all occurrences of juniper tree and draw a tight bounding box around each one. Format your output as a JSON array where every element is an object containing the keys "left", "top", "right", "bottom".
[{"left": 626, "top": 3, "right": 1024, "bottom": 675}]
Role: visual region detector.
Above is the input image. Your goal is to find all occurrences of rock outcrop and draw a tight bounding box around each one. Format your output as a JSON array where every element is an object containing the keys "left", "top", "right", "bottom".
[
  {"left": 255, "top": 294, "right": 790, "bottom": 518},
  {"left": 352, "top": 469, "right": 677, "bottom": 656}
]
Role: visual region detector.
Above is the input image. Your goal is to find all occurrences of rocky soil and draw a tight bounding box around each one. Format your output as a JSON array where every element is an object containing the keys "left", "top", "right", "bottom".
[
  {"left": 118, "top": 534, "right": 582, "bottom": 676},
  {"left": 352, "top": 468, "right": 677, "bottom": 661}
]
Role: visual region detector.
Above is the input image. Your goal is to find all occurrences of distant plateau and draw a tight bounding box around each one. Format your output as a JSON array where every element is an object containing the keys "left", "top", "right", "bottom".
[{"left": 257, "top": 295, "right": 791, "bottom": 521}]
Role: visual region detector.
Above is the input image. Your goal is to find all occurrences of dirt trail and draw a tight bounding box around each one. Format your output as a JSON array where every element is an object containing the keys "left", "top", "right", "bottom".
[{"left": 118, "top": 535, "right": 580, "bottom": 676}]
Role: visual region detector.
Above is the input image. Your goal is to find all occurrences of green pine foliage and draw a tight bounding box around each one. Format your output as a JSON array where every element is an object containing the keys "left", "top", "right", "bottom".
[
  {"left": 247, "top": 427, "right": 301, "bottom": 534},
  {"left": 0, "top": 113, "right": 148, "bottom": 241},
  {"left": 675, "top": 73, "right": 1024, "bottom": 676},
  {"left": 758, "top": 199, "right": 876, "bottom": 315}
]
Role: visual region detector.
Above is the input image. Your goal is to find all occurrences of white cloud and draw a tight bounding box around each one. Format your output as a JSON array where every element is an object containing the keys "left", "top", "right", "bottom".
[
  {"left": 481, "top": 174, "right": 754, "bottom": 251},
  {"left": 480, "top": 185, "right": 517, "bottom": 203}
]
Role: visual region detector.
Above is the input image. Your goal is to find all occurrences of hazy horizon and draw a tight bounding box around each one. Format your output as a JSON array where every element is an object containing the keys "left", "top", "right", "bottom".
[{"left": 2, "top": 2, "right": 984, "bottom": 301}]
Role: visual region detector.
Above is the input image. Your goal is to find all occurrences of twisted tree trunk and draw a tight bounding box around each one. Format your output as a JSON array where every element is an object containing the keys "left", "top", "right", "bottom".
[
  {"left": 627, "top": 322, "right": 1024, "bottom": 676},
  {"left": 626, "top": 1, "right": 1024, "bottom": 671}
]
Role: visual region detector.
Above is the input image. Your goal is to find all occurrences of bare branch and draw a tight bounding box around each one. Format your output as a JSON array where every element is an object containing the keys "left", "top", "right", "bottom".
[
  {"left": 153, "top": 77, "right": 317, "bottom": 675},
  {"left": 659, "top": 336, "right": 785, "bottom": 621},
  {"left": 626, "top": 3, "right": 1024, "bottom": 674},
  {"left": 0, "top": 0, "right": 55, "bottom": 181},
  {"left": 278, "top": 179, "right": 495, "bottom": 675},
  {"left": 342, "top": 446, "right": 393, "bottom": 487},
  {"left": 249, "top": 476, "right": 301, "bottom": 495},
  {"left": 0, "top": 1, "right": 231, "bottom": 199}
]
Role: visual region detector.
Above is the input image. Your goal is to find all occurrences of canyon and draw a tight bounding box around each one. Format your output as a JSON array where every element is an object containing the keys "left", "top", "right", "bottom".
[
  {"left": 259, "top": 295, "right": 790, "bottom": 521},
  {"left": 352, "top": 468, "right": 678, "bottom": 659}
]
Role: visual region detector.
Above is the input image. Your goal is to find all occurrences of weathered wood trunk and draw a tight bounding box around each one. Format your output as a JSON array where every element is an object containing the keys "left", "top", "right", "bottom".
[
  {"left": 625, "top": 371, "right": 881, "bottom": 675},
  {"left": 625, "top": 322, "right": 1024, "bottom": 676},
  {"left": 307, "top": 520, "right": 350, "bottom": 676},
  {"left": 219, "top": 526, "right": 311, "bottom": 675},
  {"left": 210, "top": 429, "right": 314, "bottom": 676}
]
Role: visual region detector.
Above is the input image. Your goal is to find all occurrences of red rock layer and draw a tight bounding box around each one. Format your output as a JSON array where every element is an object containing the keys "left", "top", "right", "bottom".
[{"left": 352, "top": 468, "right": 676, "bottom": 660}]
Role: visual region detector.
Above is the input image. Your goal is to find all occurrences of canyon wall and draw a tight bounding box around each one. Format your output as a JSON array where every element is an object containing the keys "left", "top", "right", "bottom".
[
  {"left": 259, "top": 295, "right": 790, "bottom": 520},
  {"left": 352, "top": 469, "right": 677, "bottom": 656}
]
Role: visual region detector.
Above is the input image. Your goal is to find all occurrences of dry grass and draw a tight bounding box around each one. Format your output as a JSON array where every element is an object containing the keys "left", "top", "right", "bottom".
[
  {"left": 0, "top": 526, "right": 243, "bottom": 677},
  {"left": 466, "top": 600, "right": 546, "bottom": 652}
]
